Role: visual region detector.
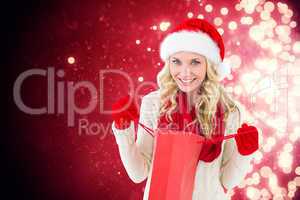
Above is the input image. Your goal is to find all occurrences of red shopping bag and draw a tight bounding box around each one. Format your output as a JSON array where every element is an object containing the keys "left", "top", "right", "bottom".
[{"left": 148, "top": 129, "right": 205, "bottom": 200}]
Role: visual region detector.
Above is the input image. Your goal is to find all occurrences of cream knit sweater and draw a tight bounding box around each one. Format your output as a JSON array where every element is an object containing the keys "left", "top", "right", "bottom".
[{"left": 111, "top": 90, "right": 258, "bottom": 200}]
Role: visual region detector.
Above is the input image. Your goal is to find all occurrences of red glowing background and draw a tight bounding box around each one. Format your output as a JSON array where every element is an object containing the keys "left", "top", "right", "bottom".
[{"left": 5, "top": 0, "right": 300, "bottom": 199}]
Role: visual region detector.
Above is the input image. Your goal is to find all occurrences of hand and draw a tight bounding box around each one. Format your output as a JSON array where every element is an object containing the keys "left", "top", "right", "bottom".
[
  {"left": 111, "top": 94, "right": 139, "bottom": 130},
  {"left": 234, "top": 123, "right": 259, "bottom": 156}
]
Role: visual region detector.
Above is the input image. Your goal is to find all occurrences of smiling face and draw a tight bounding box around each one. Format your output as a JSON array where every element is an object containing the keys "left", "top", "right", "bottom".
[{"left": 169, "top": 51, "right": 207, "bottom": 94}]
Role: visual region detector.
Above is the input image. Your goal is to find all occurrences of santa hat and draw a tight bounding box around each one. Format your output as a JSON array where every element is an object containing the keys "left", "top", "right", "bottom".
[{"left": 159, "top": 18, "right": 231, "bottom": 81}]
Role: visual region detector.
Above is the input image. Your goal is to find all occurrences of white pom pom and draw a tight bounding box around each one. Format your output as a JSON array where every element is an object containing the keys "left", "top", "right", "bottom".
[{"left": 217, "top": 61, "right": 231, "bottom": 81}]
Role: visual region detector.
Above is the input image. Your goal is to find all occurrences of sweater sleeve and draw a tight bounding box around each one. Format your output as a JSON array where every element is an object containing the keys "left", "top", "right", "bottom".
[
  {"left": 111, "top": 95, "right": 155, "bottom": 183},
  {"left": 219, "top": 105, "right": 258, "bottom": 191}
]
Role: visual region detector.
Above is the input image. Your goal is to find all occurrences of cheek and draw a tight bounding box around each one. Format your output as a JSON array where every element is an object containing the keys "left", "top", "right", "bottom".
[
  {"left": 169, "top": 65, "right": 179, "bottom": 78},
  {"left": 193, "top": 66, "right": 206, "bottom": 80}
]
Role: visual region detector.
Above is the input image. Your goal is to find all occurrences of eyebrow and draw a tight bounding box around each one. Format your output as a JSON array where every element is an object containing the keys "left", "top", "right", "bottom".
[{"left": 171, "top": 57, "right": 201, "bottom": 60}]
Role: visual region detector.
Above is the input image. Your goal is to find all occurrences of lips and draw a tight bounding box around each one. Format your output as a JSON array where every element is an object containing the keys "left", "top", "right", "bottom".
[{"left": 178, "top": 77, "right": 196, "bottom": 85}]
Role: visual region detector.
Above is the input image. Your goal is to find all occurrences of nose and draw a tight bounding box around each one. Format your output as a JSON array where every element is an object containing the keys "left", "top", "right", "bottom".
[{"left": 180, "top": 64, "right": 193, "bottom": 76}]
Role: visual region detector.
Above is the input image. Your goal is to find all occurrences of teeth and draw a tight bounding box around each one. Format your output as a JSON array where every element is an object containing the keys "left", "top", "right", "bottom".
[{"left": 180, "top": 78, "right": 194, "bottom": 83}]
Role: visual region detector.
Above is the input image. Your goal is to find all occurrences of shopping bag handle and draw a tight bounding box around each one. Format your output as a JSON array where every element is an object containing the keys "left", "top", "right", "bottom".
[
  {"left": 127, "top": 109, "right": 240, "bottom": 141},
  {"left": 137, "top": 118, "right": 244, "bottom": 143},
  {"left": 196, "top": 133, "right": 237, "bottom": 144},
  {"left": 137, "top": 121, "right": 155, "bottom": 137}
]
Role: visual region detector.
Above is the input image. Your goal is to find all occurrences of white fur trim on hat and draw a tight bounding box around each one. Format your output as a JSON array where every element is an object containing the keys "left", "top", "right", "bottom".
[
  {"left": 217, "top": 61, "right": 231, "bottom": 81},
  {"left": 159, "top": 30, "right": 222, "bottom": 65}
]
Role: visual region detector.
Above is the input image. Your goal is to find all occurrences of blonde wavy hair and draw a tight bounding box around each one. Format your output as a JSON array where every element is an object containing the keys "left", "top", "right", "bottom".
[{"left": 157, "top": 57, "right": 240, "bottom": 138}]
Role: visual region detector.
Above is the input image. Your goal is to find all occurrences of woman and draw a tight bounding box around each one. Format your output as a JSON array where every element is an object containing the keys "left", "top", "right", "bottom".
[{"left": 111, "top": 18, "right": 259, "bottom": 200}]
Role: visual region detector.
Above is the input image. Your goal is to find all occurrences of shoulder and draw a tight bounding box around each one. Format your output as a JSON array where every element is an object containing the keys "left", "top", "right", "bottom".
[
  {"left": 141, "top": 89, "right": 161, "bottom": 105},
  {"left": 226, "top": 97, "right": 245, "bottom": 120},
  {"left": 142, "top": 89, "right": 160, "bottom": 100},
  {"left": 140, "top": 90, "right": 161, "bottom": 123},
  {"left": 225, "top": 100, "right": 245, "bottom": 133}
]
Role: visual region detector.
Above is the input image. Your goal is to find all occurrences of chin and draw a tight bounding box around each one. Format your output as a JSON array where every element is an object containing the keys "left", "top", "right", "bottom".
[{"left": 178, "top": 86, "right": 198, "bottom": 93}]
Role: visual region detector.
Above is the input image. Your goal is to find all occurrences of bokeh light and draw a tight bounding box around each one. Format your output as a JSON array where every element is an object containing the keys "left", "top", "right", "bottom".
[
  {"left": 67, "top": 56, "right": 75, "bottom": 64},
  {"left": 177, "top": 0, "right": 300, "bottom": 199}
]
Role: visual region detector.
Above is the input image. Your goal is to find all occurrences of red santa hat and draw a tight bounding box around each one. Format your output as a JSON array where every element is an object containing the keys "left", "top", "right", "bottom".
[{"left": 159, "top": 18, "right": 231, "bottom": 81}]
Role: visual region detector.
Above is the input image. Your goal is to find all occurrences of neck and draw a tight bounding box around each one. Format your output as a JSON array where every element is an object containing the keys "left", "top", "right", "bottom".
[
  {"left": 178, "top": 90, "right": 199, "bottom": 112},
  {"left": 184, "top": 90, "right": 199, "bottom": 106}
]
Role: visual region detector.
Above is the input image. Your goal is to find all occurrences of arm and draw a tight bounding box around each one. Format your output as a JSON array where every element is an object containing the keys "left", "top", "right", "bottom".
[
  {"left": 219, "top": 106, "right": 258, "bottom": 191},
  {"left": 111, "top": 95, "right": 154, "bottom": 183}
]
